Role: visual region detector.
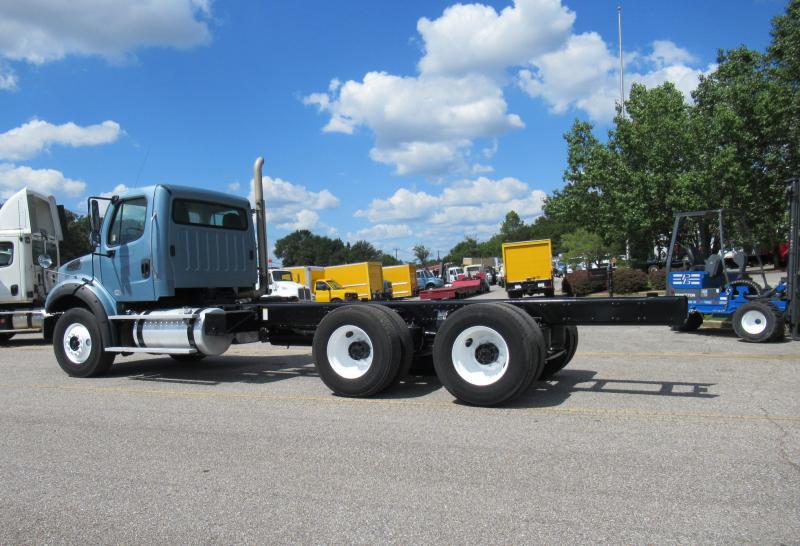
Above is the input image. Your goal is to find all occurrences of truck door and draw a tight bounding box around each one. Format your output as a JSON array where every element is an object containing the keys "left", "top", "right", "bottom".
[
  {"left": 100, "top": 194, "right": 155, "bottom": 302},
  {"left": 0, "top": 239, "right": 21, "bottom": 302}
]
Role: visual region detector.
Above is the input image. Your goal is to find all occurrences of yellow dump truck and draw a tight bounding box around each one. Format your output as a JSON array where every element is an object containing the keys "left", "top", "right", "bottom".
[
  {"left": 381, "top": 264, "right": 418, "bottom": 298},
  {"left": 502, "top": 239, "right": 554, "bottom": 298},
  {"left": 284, "top": 266, "right": 325, "bottom": 288},
  {"left": 324, "top": 262, "right": 387, "bottom": 300}
]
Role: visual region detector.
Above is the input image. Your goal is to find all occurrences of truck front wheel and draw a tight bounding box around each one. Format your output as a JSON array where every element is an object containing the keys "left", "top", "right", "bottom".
[{"left": 53, "top": 308, "right": 115, "bottom": 377}]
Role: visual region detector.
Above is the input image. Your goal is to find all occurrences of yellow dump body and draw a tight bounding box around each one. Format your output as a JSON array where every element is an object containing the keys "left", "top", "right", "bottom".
[
  {"left": 382, "top": 264, "right": 417, "bottom": 298},
  {"left": 502, "top": 239, "right": 553, "bottom": 283},
  {"left": 324, "top": 262, "right": 384, "bottom": 300},
  {"left": 284, "top": 266, "right": 324, "bottom": 288}
]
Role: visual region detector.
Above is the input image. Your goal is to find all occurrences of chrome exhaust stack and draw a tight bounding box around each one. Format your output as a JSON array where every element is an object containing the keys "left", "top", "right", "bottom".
[{"left": 253, "top": 156, "right": 269, "bottom": 296}]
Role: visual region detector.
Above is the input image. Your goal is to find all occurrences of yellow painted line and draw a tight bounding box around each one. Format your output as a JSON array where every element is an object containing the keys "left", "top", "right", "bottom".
[
  {"left": 1, "top": 383, "right": 799, "bottom": 423},
  {"left": 577, "top": 351, "right": 800, "bottom": 361}
]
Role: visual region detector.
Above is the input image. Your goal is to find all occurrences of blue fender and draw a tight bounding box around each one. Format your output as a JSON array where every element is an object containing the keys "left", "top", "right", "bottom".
[{"left": 45, "top": 281, "right": 119, "bottom": 346}]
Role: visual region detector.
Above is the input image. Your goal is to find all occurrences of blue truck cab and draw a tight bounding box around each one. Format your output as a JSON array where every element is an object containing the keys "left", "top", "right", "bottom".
[{"left": 45, "top": 184, "right": 260, "bottom": 376}]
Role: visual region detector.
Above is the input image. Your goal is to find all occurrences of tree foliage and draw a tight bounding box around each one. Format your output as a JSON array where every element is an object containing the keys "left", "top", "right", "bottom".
[
  {"left": 413, "top": 244, "right": 431, "bottom": 264},
  {"left": 542, "top": 1, "right": 800, "bottom": 261},
  {"left": 273, "top": 230, "right": 399, "bottom": 266}
]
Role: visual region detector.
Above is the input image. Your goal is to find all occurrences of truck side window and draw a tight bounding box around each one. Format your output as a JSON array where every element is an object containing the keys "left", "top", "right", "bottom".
[
  {"left": 315, "top": 281, "right": 328, "bottom": 291},
  {"left": 0, "top": 242, "right": 13, "bottom": 267},
  {"left": 107, "top": 198, "right": 147, "bottom": 247}
]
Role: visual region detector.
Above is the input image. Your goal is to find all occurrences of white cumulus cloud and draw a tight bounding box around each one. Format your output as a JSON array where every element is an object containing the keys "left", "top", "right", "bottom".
[
  {"left": 0, "top": 119, "right": 122, "bottom": 161},
  {"left": 0, "top": 0, "right": 211, "bottom": 65},
  {"left": 306, "top": 0, "right": 714, "bottom": 171},
  {"left": 519, "top": 36, "right": 713, "bottom": 121},
  {"left": 305, "top": 71, "right": 523, "bottom": 176},
  {"left": 248, "top": 175, "right": 340, "bottom": 234},
  {"left": 417, "top": 0, "right": 574, "bottom": 77},
  {"left": 0, "top": 163, "right": 86, "bottom": 198},
  {"left": 0, "top": 62, "right": 17, "bottom": 91},
  {"left": 356, "top": 176, "right": 545, "bottom": 226},
  {"left": 348, "top": 223, "right": 412, "bottom": 242}
]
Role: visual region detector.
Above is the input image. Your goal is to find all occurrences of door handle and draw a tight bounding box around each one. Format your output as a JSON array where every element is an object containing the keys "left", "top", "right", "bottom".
[{"left": 141, "top": 259, "right": 151, "bottom": 278}]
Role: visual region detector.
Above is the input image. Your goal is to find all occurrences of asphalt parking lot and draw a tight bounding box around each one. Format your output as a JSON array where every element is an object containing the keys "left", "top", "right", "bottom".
[{"left": 1, "top": 293, "right": 799, "bottom": 543}]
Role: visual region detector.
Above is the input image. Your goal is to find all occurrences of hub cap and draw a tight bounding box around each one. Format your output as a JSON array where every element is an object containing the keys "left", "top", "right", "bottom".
[
  {"left": 741, "top": 310, "right": 767, "bottom": 335},
  {"left": 63, "top": 323, "right": 93, "bottom": 364},
  {"left": 451, "top": 326, "right": 509, "bottom": 386},
  {"left": 327, "top": 325, "right": 373, "bottom": 379}
]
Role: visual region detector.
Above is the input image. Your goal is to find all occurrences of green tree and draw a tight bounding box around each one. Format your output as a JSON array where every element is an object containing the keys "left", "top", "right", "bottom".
[
  {"left": 60, "top": 210, "right": 93, "bottom": 262},
  {"left": 561, "top": 228, "right": 616, "bottom": 267},
  {"left": 413, "top": 244, "right": 431, "bottom": 264},
  {"left": 444, "top": 236, "right": 480, "bottom": 264}
]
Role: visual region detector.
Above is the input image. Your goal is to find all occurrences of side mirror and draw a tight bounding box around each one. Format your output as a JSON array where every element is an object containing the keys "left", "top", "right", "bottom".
[{"left": 90, "top": 200, "right": 101, "bottom": 248}]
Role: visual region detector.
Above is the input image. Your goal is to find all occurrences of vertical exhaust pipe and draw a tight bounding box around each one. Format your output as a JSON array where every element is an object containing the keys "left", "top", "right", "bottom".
[{"left": 253, "top": 156, "right": 268, "bottom": 296}]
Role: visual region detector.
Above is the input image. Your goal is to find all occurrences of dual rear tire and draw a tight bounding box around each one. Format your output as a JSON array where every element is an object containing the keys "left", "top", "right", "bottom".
[{"left": 313, "top": 303, "right": 574, "bottom": 406}]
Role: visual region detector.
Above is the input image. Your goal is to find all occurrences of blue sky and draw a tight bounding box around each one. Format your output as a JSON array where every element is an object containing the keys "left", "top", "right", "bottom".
[{"left": 0, "top": 0, "right": 788, "bottom": 262}]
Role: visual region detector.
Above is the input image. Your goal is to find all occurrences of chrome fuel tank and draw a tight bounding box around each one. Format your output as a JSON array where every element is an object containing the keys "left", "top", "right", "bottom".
[{"left": 131, "top": 307, "right": 232, "bottom": 356}]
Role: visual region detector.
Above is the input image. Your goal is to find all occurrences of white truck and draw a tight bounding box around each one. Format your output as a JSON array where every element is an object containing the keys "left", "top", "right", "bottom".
[
  {"left": 0, "top": 188, "right": 63, "bottom": 341},
  {"left": 266, "top": 268, "right": 312, "bottom": 301}
]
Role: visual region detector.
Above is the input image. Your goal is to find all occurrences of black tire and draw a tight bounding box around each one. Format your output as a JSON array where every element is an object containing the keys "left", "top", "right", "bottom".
[
  {"left": 331, "top": 298, "right": 342, "bottom": 303},
  {"left": 541, "top": 325, "right": 579, "bottom": 379},
  {"left": 506, "top": 289, "right": 521, "bottom": 299},
  {"left": 544, "top": 288, "right": 555, "bottom": 298},
  {"left": 732, "top": 302, "right": 781, "bottom": 342},
  {"left": 312, "top": 305, "right": 402, "bottom": 397},
  {"left": 425, "top": 283, "right": 436, "bottom": 290},
  {"left": 0, "top": 332, "right": 15, "bottom": 342},
  {"left": 432, "top": 303, "right": 539, "bottom": 406},
  {"left": 369, "top": 304, "right": 413, "bottom": 385},
  {"left": 770, "top": 309, "right": 786, "bottom": 341},
  {"left": 53, "top": 308, "right": 115, "bottom": 377},
  {"left": 672, "top": 311, "right": 703, "bottom": 332},
  {"left": 170, "top": 353, "right": 207, "bottom": 362},
  {"left": 496, "top": 303, "right": 546, "bottom": 393},
  {"left": 728, "top": 279, "right": 762, "bottom": 297}
]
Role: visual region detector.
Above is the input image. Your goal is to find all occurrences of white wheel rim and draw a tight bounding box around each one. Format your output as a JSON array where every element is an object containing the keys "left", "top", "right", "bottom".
[
  {"left": 451, "top": 325, "right": 509, "bottom": 386},
  {"left": 326, "top": 324, "right": 373, "bottom": 379},
  {"left": 63, "top": 323, "right": 93, "bottom": 364},
  {"left": 741, "top": 310, "right": 768, "bottom": 335}
]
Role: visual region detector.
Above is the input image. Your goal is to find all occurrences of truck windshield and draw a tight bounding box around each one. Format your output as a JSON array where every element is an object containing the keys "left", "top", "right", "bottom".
[
  {"left": 172, "top": 199, "right": 247, "bottom": 230},
  {"left": 271, "top": 270, "right": 293, "bottom": 282},
  {"left": 327, "top": 280, "right": 344, "bottom": 289}
]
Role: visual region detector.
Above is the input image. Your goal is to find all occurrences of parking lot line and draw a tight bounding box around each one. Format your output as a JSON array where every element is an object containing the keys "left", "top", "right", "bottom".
[{"left": 1, "top": 382, "right": 799, "bottom": 424}]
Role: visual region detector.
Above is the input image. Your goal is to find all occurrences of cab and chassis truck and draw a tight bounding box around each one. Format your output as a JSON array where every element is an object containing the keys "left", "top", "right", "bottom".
[{"left": 44, "top": 158, "right": 687, "bottom": 407}]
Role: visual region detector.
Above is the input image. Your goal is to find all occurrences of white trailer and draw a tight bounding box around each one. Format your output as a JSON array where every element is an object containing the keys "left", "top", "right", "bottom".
[{"left": 0, "top": 188, "right": 62, "bottom": 341}]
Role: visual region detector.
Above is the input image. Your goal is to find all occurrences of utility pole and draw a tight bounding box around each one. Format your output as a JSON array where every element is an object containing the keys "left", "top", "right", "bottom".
[
  {"left": 393, "top": 248, "right": 399, "bottom": 260},
  {"left": 617, "top": 3, "right": 625, "bottom": 118}
]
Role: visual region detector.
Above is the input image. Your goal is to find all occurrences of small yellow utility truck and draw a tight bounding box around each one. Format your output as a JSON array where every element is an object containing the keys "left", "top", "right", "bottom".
[{"left": 502, "top": 239, "right": 554, "bottom": 298}]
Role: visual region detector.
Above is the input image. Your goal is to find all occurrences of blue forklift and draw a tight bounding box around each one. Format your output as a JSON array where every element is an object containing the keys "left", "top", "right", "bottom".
[{"left": 665, "top": 178, "right": 799, "bottom": 342}]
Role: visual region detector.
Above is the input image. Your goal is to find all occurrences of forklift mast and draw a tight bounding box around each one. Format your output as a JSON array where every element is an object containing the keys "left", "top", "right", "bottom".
[{"left": 787, "top": 178, "right": 799, "bottom": 340}]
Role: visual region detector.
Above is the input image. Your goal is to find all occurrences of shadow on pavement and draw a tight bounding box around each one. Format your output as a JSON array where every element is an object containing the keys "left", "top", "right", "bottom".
[
  {"left": 108, "top": 354, "right": 317, "bottom": 386},
  {"left": 509, "top": 368, "right": 717, "bottom": 409},
  {"left": 107, "top": 354, "right": 443, "bottom": 400}
]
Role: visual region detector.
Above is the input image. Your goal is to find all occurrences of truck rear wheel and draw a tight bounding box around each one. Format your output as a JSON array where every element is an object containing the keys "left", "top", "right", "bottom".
[
  {"left": 433, "top": 303, "right": 540, "bottom": 406},
  {"left": 312, "top": 305, "right": 402, "bottom": 397},
  {"left": 541, "top": 325, "right": 578, "bottom": 379},
  {"left": 370, "top": 304, "right": 413, "bottom": 385},
  {"left": 53, "top": 308, "right": 115, "bottom": 377},
  {"left": 732, "top": 302, "right": 782, "bottom": 343},
  {"left": 0, "top": 333, "right": 15, "bottom": 343}
]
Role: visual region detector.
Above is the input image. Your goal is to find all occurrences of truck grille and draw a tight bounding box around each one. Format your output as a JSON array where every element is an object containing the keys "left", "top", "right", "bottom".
[{"left": 300, "top": 287, "right": 311, "bottom": 300}]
